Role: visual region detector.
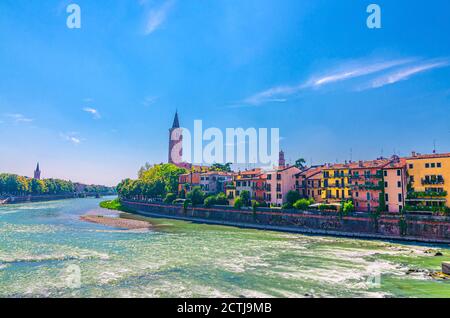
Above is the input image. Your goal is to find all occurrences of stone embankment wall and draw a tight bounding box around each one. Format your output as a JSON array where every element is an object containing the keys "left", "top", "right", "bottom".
[{"left": 121, "top": 200, "right": 450, "bottom": 244}]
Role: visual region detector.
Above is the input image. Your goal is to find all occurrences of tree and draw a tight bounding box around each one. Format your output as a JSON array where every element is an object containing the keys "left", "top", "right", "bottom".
[
  {"left": 234, "top": 197, "right": 243, "bottom": 209},
  {"left": 215, "top": 192, "right": 228, "bottom": 205},
  {"left": 239, "top": 190, "right": 251, "bottom": 206},
  {"left": 210, "top": 163, "right": 232, "bottom": 172},
  {"left": 204, "top": 195, "right": 217, "bottom": 208},
  {"left": 294, "top": 198, "right": 312, "bottom": 210},
  {"left": 286, "top": 190, "right": 301, "bottom": 206},
  {"left": 295, "top": 158, "right": 306, "bottom": 170},
  {"left": 164, "top": 193, "right": 177, "bottom": 204},
  {"left": 342, "top": 201, "right": 355, "bottom": 214},
  {"left": 187, "top": 186, "right": 205, "bottom": 206}
]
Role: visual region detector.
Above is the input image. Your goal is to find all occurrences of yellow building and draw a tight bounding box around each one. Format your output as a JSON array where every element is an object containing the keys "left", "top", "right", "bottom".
[
  {"left": 405, "top": 152, "right": 450, "bottom": 210},
  {"left": 321, "top": 164, "right": 352, "bottom": 202}
]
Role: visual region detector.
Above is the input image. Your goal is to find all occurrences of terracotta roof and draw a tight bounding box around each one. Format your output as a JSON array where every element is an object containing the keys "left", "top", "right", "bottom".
[
  {"left": 239, "top": 168, "right": 262, "bottom": 176},
  {"left": 296, "top": 166, "right": 323, "bottom": 179},
  {"left": 405, "top": 152, "right": 450, "bottom": 160},
  {"left": 384, "top": 158, "right": 407, "bottom": 169}
]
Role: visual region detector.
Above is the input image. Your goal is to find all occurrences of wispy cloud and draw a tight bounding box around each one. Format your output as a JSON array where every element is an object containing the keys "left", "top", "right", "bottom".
[
  {"left": 60, "top": 132, "right": 82, "bottom": 145},
  {"left": 364, "top": 59, "right": 450, "bottom": 89},
  {"left": 3, "top": 113, "right": 34, "bottom": 124},
  {"left": 143, "top": 0, "right": 174, "bottom": 35},
  {"left": 239, "top": 57, "right": 429, "bottom": 106},
  {"left": 82, "top": 107, "right": 101, "bottom": 119},
  {"left": 307, "top": 59, "right": 413, "bottom": 88},
  {"left": 142, "top": 96, "right": 158, "bottom": 107}
]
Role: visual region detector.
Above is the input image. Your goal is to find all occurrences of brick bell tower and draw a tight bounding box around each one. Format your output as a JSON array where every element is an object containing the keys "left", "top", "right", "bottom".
[{"left": 168, "top": 111, "right": 183, "bottom": 165}]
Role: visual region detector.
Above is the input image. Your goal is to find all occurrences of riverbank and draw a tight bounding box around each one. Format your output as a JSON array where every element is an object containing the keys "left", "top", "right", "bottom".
[
  {"left": 0, "top": 194, "right": 77, "bottom": 205},
  {"left": 119, "top": 199, "right": 450, "bottom": 245},
  {"left": 80, "top": 215, "right": 151, "bottom": 230},
  {"left": 0, "top": 193, "right": 114, "bottom": 205}
]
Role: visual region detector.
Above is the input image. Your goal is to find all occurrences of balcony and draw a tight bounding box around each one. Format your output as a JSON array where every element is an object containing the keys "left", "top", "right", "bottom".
[
  {"left": 352, "top": 173, "right": 383, "bottom": 180},
  {"left": 421, "top": 178, "right": 444, "bottom": 185},
  {"left": 407, "top": 191, "right": 447, "bottom": 201}
]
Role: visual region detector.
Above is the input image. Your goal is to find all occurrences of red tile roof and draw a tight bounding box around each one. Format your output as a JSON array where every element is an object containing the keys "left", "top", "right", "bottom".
[{"left": 405, "top": 152, "right": 450, "bottom": 160}]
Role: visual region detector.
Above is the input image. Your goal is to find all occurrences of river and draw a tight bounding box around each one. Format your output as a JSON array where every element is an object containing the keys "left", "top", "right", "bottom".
[{"left": 0, "top": 197, "right": 449, "bottom": 298}]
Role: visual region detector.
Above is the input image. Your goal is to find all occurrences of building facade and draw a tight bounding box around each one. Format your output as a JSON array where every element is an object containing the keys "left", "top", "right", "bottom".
[
  {"left": 199, "top": 172, "right": 233, "bottom": 195},
  {"left": 406, "top": 152, "right": 450, "bottom": 210},
  {"left": 321, "top": 164, "right": 352, "bottom": 203},
  {"left": 349, "top": 159, "right": 389, "bottom": 212},
  {"left": 295, "top": 166, "right": 323, "bottom": 203},
  {"left": 265, "top": 166, "right": 301, "bottom": 206},
  {"left": 382, "top": 157, "right": 407, "bottom": 213}
]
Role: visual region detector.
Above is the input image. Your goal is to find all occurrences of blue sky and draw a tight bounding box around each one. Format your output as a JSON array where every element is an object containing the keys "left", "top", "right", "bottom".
[{"left": 1, "top": 0, "right": 450, "bottom": 186}]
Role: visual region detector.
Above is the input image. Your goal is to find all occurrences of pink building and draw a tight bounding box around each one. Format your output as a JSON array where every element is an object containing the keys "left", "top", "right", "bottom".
[
  {"left": 265, "top": 166, "right": 301, "bottom": 206},
  {"left": 382, "top": 157, "right": 407, "bottom": 213},
  {"left": 349, "top": 159, "right": 390, "bottom": 212}
]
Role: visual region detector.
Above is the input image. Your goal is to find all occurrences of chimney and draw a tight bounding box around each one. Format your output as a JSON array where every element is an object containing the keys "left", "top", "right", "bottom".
[
  {"left": 358, "top": 160, "right": 363, "bottom": 167},
  {"left": 412, "top": 151, "right": 416, "bottom": 157}
]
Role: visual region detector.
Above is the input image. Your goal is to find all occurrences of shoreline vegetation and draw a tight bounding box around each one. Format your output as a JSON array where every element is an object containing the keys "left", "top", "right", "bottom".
[
  {"left": 0, "top": 173, "right": 116, "bottom": 205},
  {"left": 89, "top": 199, "right": 153, "bottom": 230}
]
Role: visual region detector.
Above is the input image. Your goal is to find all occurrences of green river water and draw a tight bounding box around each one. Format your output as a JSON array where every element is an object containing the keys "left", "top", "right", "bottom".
[{"left": 0, "top": 197, "right": 449, "bottom": 298}]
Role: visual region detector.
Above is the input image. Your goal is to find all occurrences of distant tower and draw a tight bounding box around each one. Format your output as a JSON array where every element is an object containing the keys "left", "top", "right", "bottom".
[
  {"left": 278, "top": 150, "right": 286, "bottom": 169},
  {"left": 34, "top": 163, "right": 41, "bottom": 180},
  {"left": 168, "top": 111, "right": 183, "bottom": 165}
]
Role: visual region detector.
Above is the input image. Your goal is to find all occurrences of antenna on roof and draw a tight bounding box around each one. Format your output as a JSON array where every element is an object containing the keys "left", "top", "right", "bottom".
[
  {"left": 350, "top": 148, "right": 353, "bottom": 162},
  {"left": 433, "top": 139, "right": 437, "bottom": 154}
]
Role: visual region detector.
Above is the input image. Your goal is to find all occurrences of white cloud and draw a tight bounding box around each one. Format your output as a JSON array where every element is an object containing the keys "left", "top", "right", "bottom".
[
  {"left": 240, "top": 58, "right": 415, "bottom": 106},
  {"left": 60, "top": 132, "right": 82, "bottom": 145},
  {"left": 4, "top": 113, "right": 34, "bottom": 123},
  {"left": 364, "top": 59, "right": 450, "bottom": 89},
  {"left": 82, "top": 107, "right": 101, "bottom": 119},
  {"left": 142, "top": 96, "right": 158, "bottom": 107},
  {"left": 144, "top": 1, "right": 174, "bottom": 35},
  {"left": 307, "top": 59, "right": 413, "bottom": 87}
]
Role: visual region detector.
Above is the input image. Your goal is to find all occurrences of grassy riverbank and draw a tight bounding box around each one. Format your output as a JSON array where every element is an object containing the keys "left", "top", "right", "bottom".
[{"left": 99, "top": 198, "right": 133, "bottom": 212}]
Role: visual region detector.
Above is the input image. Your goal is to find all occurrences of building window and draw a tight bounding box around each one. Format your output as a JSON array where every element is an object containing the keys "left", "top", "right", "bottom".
[
  {"left": 410, "top": 176, "right": 415, "bottom": 183},
  {"left": 398, "top": 193, "right": 402, "bottom": 202},
  {"left": 397, "top": 181, "right": 401, "bottom": 188},
  {"left": 397, "top": 169, "right": 401, "bottom": 176},
  {"left": 409, "top": 164, "right": 413, "bottom": 169},
  {"left": 384, "top": 181, "right": 388, "bottom": 188},
  {"left": 367, "top": 192, "right": 371, "bottom": 200},
  {"left": 267, "top": 174, "right": 272, "bottom": 180},
  {"left": 437, "top": 163, "right": 442, "bottom": 168},
  {"left": 276, "top": 184, "right": 281, "bottom": 192},
  {"left": 355, "top": 191, "right": 359, "bottom": 198},
  {"left": 385, "top": 193, "right": 389, "bottom": 202},
  {"left": 431, "top": 163, "right": 436, "bottom": 168},
  {"left": 384, "top": 171, "right": 388, "bottom": 177},
  {"left": 425, "top": 163, "right": 430, "bottom": 168},
  {"left": 277, "top": 174, "right": 281, "bottom": 180}
]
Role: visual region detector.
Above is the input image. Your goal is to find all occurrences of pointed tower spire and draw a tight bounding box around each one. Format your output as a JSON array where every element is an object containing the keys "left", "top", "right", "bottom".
[
  {"left": 34, "top": 162, "right": 41, "bottom": 180},
  {"left": 172, "top": 110, "right": 180, "bottom": 128}
]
